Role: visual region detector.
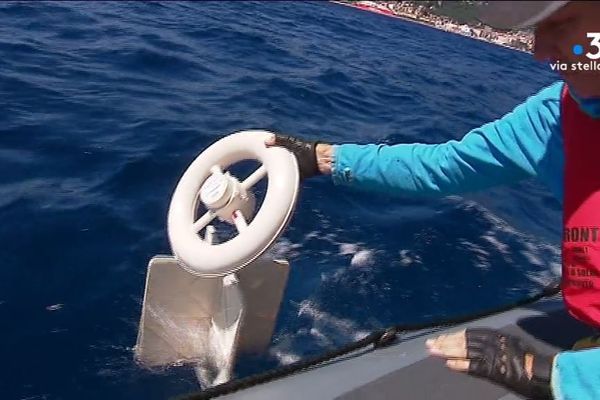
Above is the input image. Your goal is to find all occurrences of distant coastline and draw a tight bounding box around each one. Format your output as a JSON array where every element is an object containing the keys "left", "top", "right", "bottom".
[{"left": 330, "top": 1, "right": 534, "bottom": 54}]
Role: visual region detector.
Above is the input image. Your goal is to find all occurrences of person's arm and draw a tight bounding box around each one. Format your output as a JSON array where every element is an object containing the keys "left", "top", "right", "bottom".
[
  {"left": 551, "top": 348, "right": 600, "bottom": 400},
  {"left": 330, "top": 81, "right": 563, "bottom": 197}
]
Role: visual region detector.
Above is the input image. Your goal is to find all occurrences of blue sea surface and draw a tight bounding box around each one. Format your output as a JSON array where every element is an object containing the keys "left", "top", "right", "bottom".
[{"left": 0, "top": 1, "right": 563, "bottom": 399}]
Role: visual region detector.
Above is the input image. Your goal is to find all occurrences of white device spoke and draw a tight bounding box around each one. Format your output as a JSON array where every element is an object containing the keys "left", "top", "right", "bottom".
[
  {"left": 210, "top": 165, "right": 224, "bottom": 176},
  {"left": 204, "top": 225, "right": 216, "bottom": 244},
  {"left": 232, "top": 210, "right": 248, "bottom": 233},
  {"left": 241, "top": 165, "right": 267, "bottom": 190},
  {"left": 193, "top": 210, "right": 216, "bottom": 233}
]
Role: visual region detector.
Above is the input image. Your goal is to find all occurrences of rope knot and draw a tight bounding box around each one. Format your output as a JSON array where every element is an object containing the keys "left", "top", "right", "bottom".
[{"left": 374, "top": 327, "right": 398, "bottom": 348}]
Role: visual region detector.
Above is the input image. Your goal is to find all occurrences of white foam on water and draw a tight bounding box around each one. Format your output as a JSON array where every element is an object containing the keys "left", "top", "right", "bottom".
[
  {"left": 270, "top": 349, "right": 301, "bottom": 365},
  {"left": 339, "top": 243, "right": 359, "bottom": 255},
  {"left": 309, "top": 327, "right": 334, "bottom": 347},
  {"left": 264, "top": 237, "right": 302, "bottom": 260},
  {"left": 336, "top": 242, "right": 377, "bottom": 268},
  {"left": 520, "top": 241, "right": 546, "bottom": 267},
  {"left": 521, "top": 242, "right": 562, "bottom": 289},
  {"left": 525, "top": 268, "right": 559, "bottom": 288},
  {"left": 297, "top": 300, "right": 370, "bottom": 340},
  {"left": 459, "top": 239, "right": 492, "bottom": 270},
  {"left": 269, "top": 299, "right": 372, "bottom": 367},
  {"left": 481, "top": 233, "right": 511, "bottom": 256},
  {"left": 321, "top": 267, "right": 347, "bottom": 283},
  {"left": 304, "top": 230, "right": 320, "bottom": 240},
  {"left": 398, "top": 249, "right": 422, "bottom": 267},
  {"left": 461, "top": 200, "right": 561, "bottom": 281},
  {"left": 350, "top": 249, "right": 375, "bottom": 268}
]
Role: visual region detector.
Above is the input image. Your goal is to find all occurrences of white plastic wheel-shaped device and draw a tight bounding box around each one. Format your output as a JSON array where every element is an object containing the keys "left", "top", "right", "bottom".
[{"left": 167, "top": 130, "right": 300, "bottom": 277}]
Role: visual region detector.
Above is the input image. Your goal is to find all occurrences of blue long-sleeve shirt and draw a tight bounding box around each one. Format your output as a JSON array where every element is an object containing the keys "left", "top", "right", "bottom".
[
  {"left": 330, "top": 80, "right": 600, "bottom": 399},
  {"left": 332, "top": 81, "right": 564, "bottom": 201}
]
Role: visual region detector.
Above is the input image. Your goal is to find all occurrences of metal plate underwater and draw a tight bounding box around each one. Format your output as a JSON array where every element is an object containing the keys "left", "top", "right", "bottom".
[{"left": 134, "top": 256, "right": 289, "bottom": 372}]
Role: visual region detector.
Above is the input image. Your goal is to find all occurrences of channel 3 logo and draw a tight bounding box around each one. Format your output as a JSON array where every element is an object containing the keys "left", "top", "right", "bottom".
[{"left": 572, "top": 33, "right": 600, "bottom": 60}]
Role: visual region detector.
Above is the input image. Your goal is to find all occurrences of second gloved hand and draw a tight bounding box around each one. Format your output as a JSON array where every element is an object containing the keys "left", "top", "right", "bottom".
[
  {"left": 265, "top": 133, "right": 331, "bottom": 180},
  {"left": 426, "top": 328, "right": 555, "bottom": 399}
]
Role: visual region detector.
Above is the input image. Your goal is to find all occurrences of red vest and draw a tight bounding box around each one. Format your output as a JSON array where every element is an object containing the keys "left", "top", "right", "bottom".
[{"left": 562, "top": 85, "right": 600, "bottom": 328}]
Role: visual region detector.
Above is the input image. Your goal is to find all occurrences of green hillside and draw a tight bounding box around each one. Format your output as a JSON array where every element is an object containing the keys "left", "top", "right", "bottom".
[{"left": 407, "top": 1, "right": 481, "bottom": 25}]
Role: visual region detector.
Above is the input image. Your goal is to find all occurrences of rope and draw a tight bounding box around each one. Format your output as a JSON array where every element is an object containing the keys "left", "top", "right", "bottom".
[{"left": 174, "top": 284, "right": 561, "bottom": 400}]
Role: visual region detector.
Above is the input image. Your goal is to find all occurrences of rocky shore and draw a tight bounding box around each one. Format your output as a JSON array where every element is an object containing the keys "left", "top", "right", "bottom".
[{"left": 333, "top": 1, "right": 534, "bottom": 53}]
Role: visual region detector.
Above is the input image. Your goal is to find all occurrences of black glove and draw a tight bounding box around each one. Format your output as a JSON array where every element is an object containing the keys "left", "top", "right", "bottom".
[
  {"left": 266, "top": 133, "right": 322, "bottom": 180},
  {"left": 465, "top": 328, "right": 554, "bottom": 399}
]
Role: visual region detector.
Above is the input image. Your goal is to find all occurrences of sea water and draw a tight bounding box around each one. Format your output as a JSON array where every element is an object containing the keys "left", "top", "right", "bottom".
[{"left": 0, "top": 2, "right": 562, "bottom": 399}]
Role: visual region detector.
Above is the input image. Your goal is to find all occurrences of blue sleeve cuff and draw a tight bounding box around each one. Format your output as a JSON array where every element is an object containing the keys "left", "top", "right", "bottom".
[
  {"left": 331, "top": 144, "right": 352, "bottom": 185},
  {"left": 552, "top": 348, "right": 600, "bottom": 400}
]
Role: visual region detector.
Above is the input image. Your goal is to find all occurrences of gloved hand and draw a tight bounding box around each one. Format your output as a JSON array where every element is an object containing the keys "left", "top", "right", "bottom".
[
  {"left": 265, "top": 133, "right": 330, "bottom": 180},
  {"left": 426, "top": 328, "right": 555, "bottom": 399}
]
